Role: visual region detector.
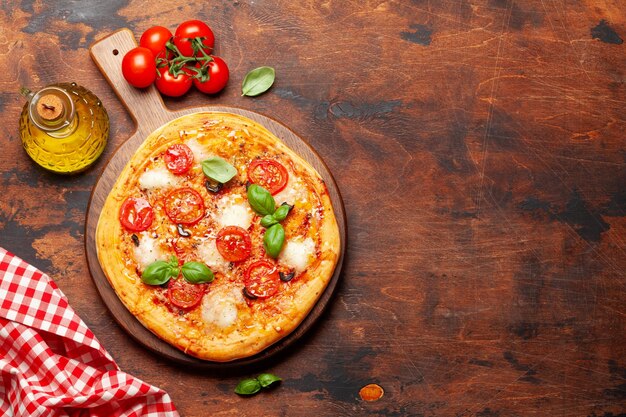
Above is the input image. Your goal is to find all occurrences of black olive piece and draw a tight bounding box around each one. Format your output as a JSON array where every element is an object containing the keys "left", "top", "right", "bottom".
[
  {"left": 177, "top": 224, "right": 191, "bottom": 237},
  {"left": 279, "top": 271, "right": 295, "bottom": 282},
  {"left": 243, "top": 287, "right": 258, "bottom": 300},
  {"left": 245, "top": 180, "right": 252, "bottom": 190},
  {"left": 131, "top": 234, "right": 140, "bottom": 247},
  {"left": 205, "top": 180, "right": 223, "bottom": 193},
  {"left": 281, "top": 202, "right": 294, "bottom": 210}
]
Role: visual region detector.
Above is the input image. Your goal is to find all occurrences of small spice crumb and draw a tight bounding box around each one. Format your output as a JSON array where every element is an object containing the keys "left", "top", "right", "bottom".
[{"left": 359, "top": 383, "right": 384, "bottom": 402}]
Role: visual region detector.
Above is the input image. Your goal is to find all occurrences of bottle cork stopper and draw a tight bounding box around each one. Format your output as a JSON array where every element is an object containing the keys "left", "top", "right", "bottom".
[{"left": 36, "top": 94, "right": 64, "bottom": 120}]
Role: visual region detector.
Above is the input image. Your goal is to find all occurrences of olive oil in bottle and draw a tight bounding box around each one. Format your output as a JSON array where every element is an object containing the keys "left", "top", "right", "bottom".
[{"left": 19, "top": 82, "right": 109, "bottom": 174}]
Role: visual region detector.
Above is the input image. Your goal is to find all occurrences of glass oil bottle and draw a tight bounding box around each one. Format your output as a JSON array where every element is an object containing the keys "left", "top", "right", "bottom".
[{"left": 19, "top": 82, "right": 109, "bottom": 174}]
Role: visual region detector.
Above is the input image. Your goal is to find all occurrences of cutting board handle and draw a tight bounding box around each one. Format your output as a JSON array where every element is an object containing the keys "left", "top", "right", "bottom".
[{"left": 90, "top": 28, "right": 170, "bottom": 134}]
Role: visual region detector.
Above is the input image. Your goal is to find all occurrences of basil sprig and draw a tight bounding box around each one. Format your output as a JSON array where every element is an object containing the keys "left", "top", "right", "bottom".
[
  {"left": 263, "top": 224, "right": 285, "bottom": 259},
  {"left": 235, "top": 373, "right": 281, "bottom": 395},
  {"left": 260, "top": 214, "right": 278, "bottom": 228},
  {"left": 246, "top": 185, "right": 294, "bottom": 258},
  {"left": 202, "top": 157, "right": 237, "bottom": 184},
  {"left": 234, "top": 378, "right": 261, "bottom": 395},
  {"left": 142, "top": 257, "right": 214, "bottom": 286},
  {"left": 241, "top": 66, "right": 275, "bottom": 97},
  {"left": 257, "top": 373, "right": 282, "bottom": 388},
  {"left": 273, "top": 203, "right": 292, "bottom": 221},
  {"left": 181, "top": 262, "right": 214, "bottom": 284},
  {"left": 142, "top": 256, "right": 179, "bottom": 285},
  {"left": 260, "top": 203, "right": 292, "bottom": 227},
  {"left": 247, "top": 184, "right": 276, "bottom": 216}
]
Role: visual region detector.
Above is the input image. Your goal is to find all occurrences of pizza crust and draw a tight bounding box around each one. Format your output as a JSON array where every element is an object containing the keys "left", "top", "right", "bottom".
[{"left": 96, "top": 112, "right": 340, "bottom": 361}]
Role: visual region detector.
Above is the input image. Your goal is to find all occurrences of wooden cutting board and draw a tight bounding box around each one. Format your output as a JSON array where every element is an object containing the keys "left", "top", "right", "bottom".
[{"left": 84, "top": 29, "right": 346, "bottom": 368}]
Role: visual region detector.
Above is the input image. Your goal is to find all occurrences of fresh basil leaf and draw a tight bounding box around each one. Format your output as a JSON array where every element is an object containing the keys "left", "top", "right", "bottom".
[
  {"left": 241, "top": 66, "right": 275, "bottom": 97},
  {"left": 235, "top": 378, "right": 262, "bottom": 395},
  {"left": 247, "top": 184, "right": 276, "bottom": 216},
  {"left": 257, "top": 373, "right": 282, "bottom": 388},
  {"left": 181, "top": 262, "right": 214, "bottom": 284},
  {"left": 202, "top": 157, "right": 237, "bottom": 183},
  {"left": 142, "top": 259, "right": 179, "bottom": 285},
  {"left": 260, "top": 214, "right": 278, "bottom": 228},
  {"left": 263, "top": 223, "right": 285, "bottom": 259},
  {"left": 273, "top": 203, "right": 292, "bottom": 221}
]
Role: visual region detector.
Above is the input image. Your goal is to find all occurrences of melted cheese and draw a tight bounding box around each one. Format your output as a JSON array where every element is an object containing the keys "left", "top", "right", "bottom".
[
  {"left": 201, "top": 286, "right": 245, "bottom": 329},
  {"left": 133, "top": 234, "right": 162, "bottom": 270},
  {"left": 273, "top": 176, "right": 307, "bottom": 206},
  {"left": 197, "top": 239, "right": 229, "bottom": 274},
  {"left": 186, "top": 137, "right": 211, "bottom": 162},
  {"left": 216, "top": 194, "right": 253, "bottom": 230},
  {"left": 138, "top": 166, "right": 179, "bottom": 190},
  {"left": 279, "top": 237, "right": 316, "bottom": 273}
]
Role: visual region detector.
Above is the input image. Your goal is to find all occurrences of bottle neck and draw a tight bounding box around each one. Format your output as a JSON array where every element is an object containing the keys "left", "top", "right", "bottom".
[{"left": 27, "top": 87, "right": 77, "bottom": 138}]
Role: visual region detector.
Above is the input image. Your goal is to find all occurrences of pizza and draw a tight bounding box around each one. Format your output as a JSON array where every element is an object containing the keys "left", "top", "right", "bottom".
[{"left": 95, "top": 112, "right": 340, "bottom": 362}]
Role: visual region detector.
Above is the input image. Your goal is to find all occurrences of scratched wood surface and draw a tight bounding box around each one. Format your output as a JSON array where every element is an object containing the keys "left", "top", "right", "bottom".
[{"left": 0, "top": 1, "right": 624, "bottom": 416}]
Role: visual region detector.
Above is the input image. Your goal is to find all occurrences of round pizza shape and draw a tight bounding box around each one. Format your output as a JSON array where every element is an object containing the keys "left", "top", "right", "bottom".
[{"left": 95, "top": 112, "right": 341, "bottom": 362}]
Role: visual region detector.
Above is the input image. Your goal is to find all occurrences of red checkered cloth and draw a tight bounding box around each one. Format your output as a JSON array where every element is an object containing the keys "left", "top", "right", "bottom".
[{"left": 0, "top": 247, "right": 179, "bottom": 417}]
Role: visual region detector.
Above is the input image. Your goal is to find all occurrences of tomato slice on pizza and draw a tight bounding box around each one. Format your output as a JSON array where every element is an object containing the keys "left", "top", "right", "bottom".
[
  {"left": 168, "top": 279, "right": 205, "bottom": 309},
  {"left": 164, "top": 143, "right": 194, "bottom": 174},
  {"left": 119, "top": 197, "right": 154, "bottom": 232},
  {"left": 244, "top": 260, "right": 280, "bottom": 299},
  {"left": 216, "top": 226, "right": 252, "bottom": 262},
  {"left": 247, "top": 159, "right": 288, "bottom": 195},
  {"left": 164, "top": 187, "right": 205, "bottom": 225}
]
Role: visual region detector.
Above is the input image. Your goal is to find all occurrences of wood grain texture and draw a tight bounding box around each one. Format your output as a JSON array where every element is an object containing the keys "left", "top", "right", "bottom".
[{"left": 0, "top": 1, "right": 625, "bottom": 416}]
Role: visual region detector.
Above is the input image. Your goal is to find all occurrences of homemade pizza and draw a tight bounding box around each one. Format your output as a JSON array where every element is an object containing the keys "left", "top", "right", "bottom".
[{"left": 95, "top": 112, "right": 340, "bottom": 362}]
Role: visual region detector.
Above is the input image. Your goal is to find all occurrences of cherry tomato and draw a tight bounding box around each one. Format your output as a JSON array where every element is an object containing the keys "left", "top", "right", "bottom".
[
  {"left": 247, "top": 160, "right": 289, "bottom": 195},
  {"left": 119, "top": 197, "right": 154, "bottom": 232},
  {"left": 216, "top": 226, "right": 252, "bottom": 262},
  {"left": 244, "top": 261, "right": 280, "bottom": 299},
  {"left": 168, "top": 278, "right": 205, "bottom": 309},
  {"left": 192, "top": 56, "right": 229, "bottom": 94},
  {"left": 155, "top": 66, "right": 193, "bottom": 97},
  {"left": 121, "top": 47, "right": 156, "bottom": 88},
  {"left": 139, "top": 26, "right": 173, "bottom": 57},
  {"left": 174, "top": 20, "right": 215, "bottom": 57},
  {"left": 164, "top": 144, "right": 194, "bottom": 174},
  {"left": 164, "top": 187, "right": 205, "bottom": 225}
]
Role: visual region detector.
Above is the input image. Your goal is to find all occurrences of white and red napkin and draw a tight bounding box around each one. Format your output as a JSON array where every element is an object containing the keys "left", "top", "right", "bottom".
[{"left": 0, "top": 247, "right": 179, "bottom": 417}]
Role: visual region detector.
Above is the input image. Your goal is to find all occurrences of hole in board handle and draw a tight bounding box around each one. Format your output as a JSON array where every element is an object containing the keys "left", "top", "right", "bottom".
[{"left": 112, "top": 49, "right": 119, "bottom": 56}]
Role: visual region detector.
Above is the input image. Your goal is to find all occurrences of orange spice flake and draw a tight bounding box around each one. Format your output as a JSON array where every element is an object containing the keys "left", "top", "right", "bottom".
[{"left": 359, "top": 383, "right": 384, "bottom": 402}]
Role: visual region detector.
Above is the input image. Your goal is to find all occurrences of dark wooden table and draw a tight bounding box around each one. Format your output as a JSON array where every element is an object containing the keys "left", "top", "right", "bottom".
[{"left": 1, "top": 2, "right": 624, "bottom": 416}]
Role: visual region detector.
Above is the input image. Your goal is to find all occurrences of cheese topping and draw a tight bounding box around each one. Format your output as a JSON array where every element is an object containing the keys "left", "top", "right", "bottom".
[
  {"left": 279, "top": 237, "right": 316, "bottom": 273},
  {"left": 216, "top": 194, "right": 253, "bottom": 230},
  {"left": 197, "top": 238, "right": 230, "bottom": 274},
  {"left": 201, "top": 286, "right": 245, "bottom": 329},
  {"left": 186, "top": 137, "right": 211, "bottom": 162},
  {"left": 138, "top": 166, "right": 179, "bottom": 190},
  {"left": 274, "top": 175, "right": 307, "bottom": 206},
  {"left": 133, "top": 234, "right": 162, "bottom": 270}
]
